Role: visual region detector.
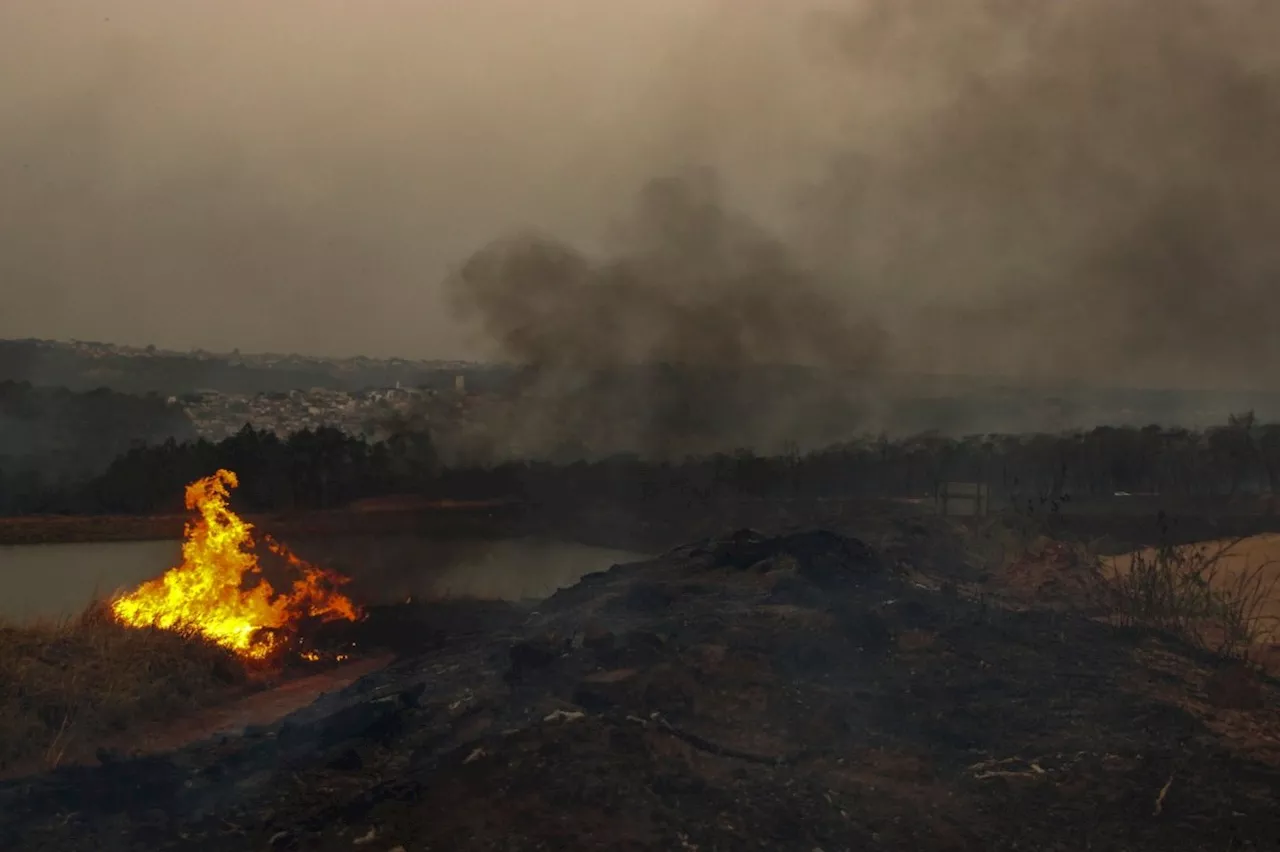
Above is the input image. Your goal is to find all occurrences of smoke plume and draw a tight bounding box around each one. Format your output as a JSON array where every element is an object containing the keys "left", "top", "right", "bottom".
[
  {"left": 454, "top": 1, "right": 1280, "bottom": 386},
  {"left": 448, "top": 169, "right": 885, "bottom": 371},
  {"left": 446, "top": 169, "right": 890, "bottom": 457},
  {"left": 6, "top": 1, "right": 1280, "bottom": 410},
  {"left": 438, "top": 0, "right": 1280, "bottom": 454},
  {"left": 799, "top": 0, "right": 1280, "bottom": 390}
]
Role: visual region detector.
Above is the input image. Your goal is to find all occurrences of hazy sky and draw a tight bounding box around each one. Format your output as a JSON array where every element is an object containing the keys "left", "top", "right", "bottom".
[
  {"left": 1, "top": 0, "right": 848, "bottom": 358},
  {"left": 4, "top": 1, "right": 1280, "bottom": 390}
]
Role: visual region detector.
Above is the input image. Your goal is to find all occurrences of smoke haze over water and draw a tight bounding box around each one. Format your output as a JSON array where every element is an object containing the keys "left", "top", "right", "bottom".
[{"left": 4, "top": 1, "right": 1280, "bottom": 392}]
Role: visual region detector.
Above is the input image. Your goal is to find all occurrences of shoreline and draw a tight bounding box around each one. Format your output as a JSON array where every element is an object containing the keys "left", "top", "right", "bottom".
[
  {"left": 5, "top": 494, "right": 1280, "bottom": 551},
  {"left": 0, "top": 501, "right": 521, "bottom": 546}
]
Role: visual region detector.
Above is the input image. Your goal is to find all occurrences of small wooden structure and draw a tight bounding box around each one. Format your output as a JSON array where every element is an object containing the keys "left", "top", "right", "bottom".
[{"left": 935, "top": 481, "right": 990, "bottom": 517}]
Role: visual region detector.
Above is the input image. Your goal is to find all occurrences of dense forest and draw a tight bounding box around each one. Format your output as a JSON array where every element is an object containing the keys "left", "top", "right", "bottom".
[{"left": 5, "top": 411, "right": 1280, "bottom": 517}]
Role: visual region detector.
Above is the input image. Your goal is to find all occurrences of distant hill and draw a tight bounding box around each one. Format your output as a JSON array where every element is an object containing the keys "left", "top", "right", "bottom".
[
  {"left": 5, "top": 337, "right": 1280, "bottom": 436},
  {"left": 0, "top": 338, "right": 517, "bottom": 396}
]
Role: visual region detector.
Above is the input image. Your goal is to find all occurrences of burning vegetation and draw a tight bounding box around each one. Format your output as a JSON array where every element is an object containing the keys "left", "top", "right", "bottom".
[{"left": 109, "top": 469, "right": 362, "bottom": 661}]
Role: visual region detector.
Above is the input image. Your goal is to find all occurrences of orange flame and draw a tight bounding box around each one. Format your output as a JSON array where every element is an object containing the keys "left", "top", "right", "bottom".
[{"left": 110, "top": 469, "right": 362, "bottom": 660}]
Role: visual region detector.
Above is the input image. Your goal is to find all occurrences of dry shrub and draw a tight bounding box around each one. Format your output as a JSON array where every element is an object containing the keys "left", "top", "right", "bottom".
[
  {"left": 1102, "top": 539, "right": 1279, "bottom": 659},
  {"left": 0, "top": 602, "right": 247, "bottom": 773}
]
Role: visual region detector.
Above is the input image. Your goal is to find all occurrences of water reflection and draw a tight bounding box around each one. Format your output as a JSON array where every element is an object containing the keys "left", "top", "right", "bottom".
[
  {"left": 0, "top": 536, "right": 644, "bottom": 622},
  {"left": 0, "top": 539, "right": 181, "bottom": 622}
]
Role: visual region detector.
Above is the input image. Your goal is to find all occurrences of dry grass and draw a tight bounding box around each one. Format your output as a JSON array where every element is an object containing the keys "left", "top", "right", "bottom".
[
  {"left": 1102, "top": 538, "right": 1280, "bottom": 659},
  {"left": 0, "top": 603, "right": 248, "bottom": 773},
  {"left": 968, "top": 515, "right": 1280, "bottom": 666}
]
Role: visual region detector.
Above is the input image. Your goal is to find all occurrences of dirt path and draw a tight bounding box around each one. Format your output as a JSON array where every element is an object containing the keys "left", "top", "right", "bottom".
[{"left": 103, "top": 655, "right": 394, "bottom": 758}]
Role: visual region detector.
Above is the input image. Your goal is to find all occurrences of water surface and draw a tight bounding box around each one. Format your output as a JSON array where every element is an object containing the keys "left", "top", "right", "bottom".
[
  {"left": 0, "top": 539, "right": 182, "bottom": 622},
  {"left": 0, "top": 535, "right": 645, "bottom": 623}
]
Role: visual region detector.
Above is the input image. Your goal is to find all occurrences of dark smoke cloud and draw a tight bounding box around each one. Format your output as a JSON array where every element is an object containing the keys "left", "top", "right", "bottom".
[
  {"left": 436, "top": 0, "right": 1280, "bottom": 454},
  {"left": 449, "top": 169, "right": 885, "bottom": 371},
  {"left": 446, "top": 170, "right": 887, "bottom": 458},
  {"left": 445, "top": 0, "right": 1280, "bottom": 459}
]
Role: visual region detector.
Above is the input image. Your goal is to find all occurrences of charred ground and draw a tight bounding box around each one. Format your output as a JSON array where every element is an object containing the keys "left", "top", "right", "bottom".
[{"left": 2, "top": 514, "right": 1278, "bottom": 851}]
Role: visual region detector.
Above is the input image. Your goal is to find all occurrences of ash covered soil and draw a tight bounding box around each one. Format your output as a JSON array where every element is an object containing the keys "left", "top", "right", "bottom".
[{"left": 3, "top": 527, "right": 1279, "bottom": 851}]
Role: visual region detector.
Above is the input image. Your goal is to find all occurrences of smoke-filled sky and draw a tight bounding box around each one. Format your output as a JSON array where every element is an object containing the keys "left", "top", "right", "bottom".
[{"left": 4, "top": 1, "right": 1280, "bottom": 390}]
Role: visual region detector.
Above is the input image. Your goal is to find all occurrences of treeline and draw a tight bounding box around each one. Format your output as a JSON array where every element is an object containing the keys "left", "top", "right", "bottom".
[
  {"left": 26, "top": 426, "right": 442, "bottom": 515},
  {"left": 439, "top": 414, "right": 1280, "bottom": 507},
  {"left": 0, "top": 381, "right": 196, "bottom": 511},
  {"left": 5, "top": 413, "right": 1280, "bottom": 516}
]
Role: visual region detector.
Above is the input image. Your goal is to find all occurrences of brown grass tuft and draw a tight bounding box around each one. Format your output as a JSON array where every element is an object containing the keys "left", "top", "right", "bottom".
[
  {"left": 0, "top": 602, "right": 248, "bottom": 773},
  {"left": 1101, "top": 539, "right": 1280, "bottom": 659}
]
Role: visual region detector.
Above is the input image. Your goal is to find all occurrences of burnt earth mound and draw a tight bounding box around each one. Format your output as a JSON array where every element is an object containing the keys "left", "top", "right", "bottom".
[
  {"left": 707, "top": 527, "right": 882, "bottom": 585},
  {"left": 2, "top": 529, "right": 1279, "bottom": 851}
]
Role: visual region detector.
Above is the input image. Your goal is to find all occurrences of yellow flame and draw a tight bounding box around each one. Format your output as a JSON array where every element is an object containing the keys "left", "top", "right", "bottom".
[{"left": 111, "top": 469, "right": 362, "bottom": 660}]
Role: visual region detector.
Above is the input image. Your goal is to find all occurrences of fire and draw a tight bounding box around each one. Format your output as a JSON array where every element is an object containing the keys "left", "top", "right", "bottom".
[{"left": 111, "top": 469, "right": 362, "bottom": 660}]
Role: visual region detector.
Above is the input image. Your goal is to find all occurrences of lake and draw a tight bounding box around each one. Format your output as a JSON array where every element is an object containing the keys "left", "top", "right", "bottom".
[{"left": 0, "top": 535, "right": 646, "bottom": 623}]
